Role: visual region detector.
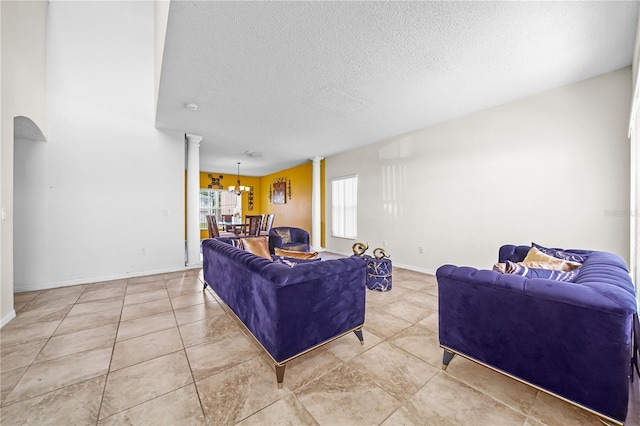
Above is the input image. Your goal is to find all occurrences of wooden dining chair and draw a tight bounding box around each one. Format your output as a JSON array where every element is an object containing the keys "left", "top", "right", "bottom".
[
  {"left": 206, "top": 215, "right": 220, "bottom": 238},
  {"left": 261, "top": 214, "right": 275, "bottom": 235},
  {"left": 221, "top": 214, "right": 233, "bottom": 231},
  {"left": 244, "top": 215, "right": 262, "bottom": 236}
]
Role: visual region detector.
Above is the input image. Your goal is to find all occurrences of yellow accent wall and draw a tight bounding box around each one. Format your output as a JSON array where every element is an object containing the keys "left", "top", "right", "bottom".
[
  {"left": 260, "top": 163, "right": 312, "bottom": 232},
  {"left": 196, "top": 159, "right": 325, "bottom": 245}
]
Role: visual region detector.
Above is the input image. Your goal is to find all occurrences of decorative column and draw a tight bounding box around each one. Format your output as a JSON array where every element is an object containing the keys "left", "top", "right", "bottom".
[
  {"left": 310, "top": 156, "right": 324, "bottom": 251},
  {"left": 186, "top": 133, "right": 203, "bottom": 267}
]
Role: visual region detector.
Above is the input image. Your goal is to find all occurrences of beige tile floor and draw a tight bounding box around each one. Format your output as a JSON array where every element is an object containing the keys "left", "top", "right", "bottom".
[{"left": 1, "top": 262, "right": 639, "bottom": 425}]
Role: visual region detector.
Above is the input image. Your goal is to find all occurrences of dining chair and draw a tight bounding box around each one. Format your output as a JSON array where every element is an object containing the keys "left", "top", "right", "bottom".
[
  {"left": 206, "top": 215, "right": 220, "bottom": 238},
  {"left": 261, "top": 214, "right": 275, "bottom": 235},
  {"left": 244, "top": 215, "right": 262, "bottom": 236},
  {"left": 221, "top": 214, "right": 233, "bottom": 231}
]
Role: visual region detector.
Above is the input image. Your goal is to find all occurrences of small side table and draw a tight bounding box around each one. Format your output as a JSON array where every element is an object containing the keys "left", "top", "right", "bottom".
[{"left": 363, "top": 255, "right": 392, "bottom": 291}]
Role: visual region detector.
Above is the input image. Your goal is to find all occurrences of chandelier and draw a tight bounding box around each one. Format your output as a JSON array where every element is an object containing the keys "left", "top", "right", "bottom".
[{"left": 228, "top": 162, "right": 248, "bottom": 195}]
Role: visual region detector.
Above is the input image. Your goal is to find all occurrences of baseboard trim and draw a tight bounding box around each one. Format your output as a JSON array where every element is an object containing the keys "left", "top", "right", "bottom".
[
  {"left": 14, "top": 265, "right": 197, "bottom": 293},
  {"left": 321, "top": 249, "right": 437, "bottom": 276},
  {"left": 1, "top": 310, "right": 16, "bottom": 329}
]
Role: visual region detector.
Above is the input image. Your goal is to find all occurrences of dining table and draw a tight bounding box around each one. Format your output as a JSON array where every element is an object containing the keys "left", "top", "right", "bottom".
[{"left": 220, "top": 222, "right": 247, "bottom": 235}]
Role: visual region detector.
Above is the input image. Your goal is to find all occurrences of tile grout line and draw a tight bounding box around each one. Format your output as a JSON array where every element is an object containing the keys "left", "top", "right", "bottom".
[
  {"left": 167, "top": 274, "right": 209, "bottom": 423},
  {"left": 94, "top": 277, "right": 127, "bottom": 424}
]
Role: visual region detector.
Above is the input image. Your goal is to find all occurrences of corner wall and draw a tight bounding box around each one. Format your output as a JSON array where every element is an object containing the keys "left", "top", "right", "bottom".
[
  {"left": 325, "top": 68, "right": 632, "bottom": 272},
  {"left": 13, "top": 1, "right": 185, "bottom": 292},
  {"left": 1, "top": 0, "right": 48, "bottom": 326}
]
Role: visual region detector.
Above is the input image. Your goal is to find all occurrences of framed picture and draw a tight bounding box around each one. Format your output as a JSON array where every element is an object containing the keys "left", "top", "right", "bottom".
[{"left": 273, "top": 179, "right": 286, "bottom": 204}]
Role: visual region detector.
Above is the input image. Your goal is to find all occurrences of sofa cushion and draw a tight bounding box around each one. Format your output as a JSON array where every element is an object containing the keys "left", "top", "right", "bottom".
[
  {"left": 274, "top": 228, "right": 292, "bottom": 244},
  {"left": 532, "top": 242, "right": 587, "bottom": 263},
  {"left": 274, "top": 247, "right": 319, "bottom": 259},
  {"left": 504, "top": 260, "right": 578, "bottom": 282},
  {"left": 523, "top": 247, "right": 581, "bottom": 271},
  {"left": 241, "top": 236, "right": 272, "bottom": 260}
]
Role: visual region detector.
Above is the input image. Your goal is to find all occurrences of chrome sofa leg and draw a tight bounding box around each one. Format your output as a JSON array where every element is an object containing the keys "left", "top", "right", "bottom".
[{"left": 442, "top": 349, "right": 455, "bottom": 370}]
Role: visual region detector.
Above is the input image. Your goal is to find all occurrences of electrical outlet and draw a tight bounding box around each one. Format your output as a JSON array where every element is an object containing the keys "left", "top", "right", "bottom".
[
  {"left": 383, "top": 240, "right": 388, "bottom": 247},
  {"left": 418, "top": 246, "right": 424, "bottom": 254}
]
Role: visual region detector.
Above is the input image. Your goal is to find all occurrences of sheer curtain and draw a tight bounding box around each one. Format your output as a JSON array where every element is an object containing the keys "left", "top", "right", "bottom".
[{"left": 331, "top": 175, "right": 358, "bottom": 239}]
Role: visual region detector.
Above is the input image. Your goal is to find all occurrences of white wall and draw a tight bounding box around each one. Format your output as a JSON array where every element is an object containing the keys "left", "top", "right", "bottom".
[
  {"left": 1, "top": 0, "right": 48, "bottom": 326},
  {"left": 13, "top": 1, "right": 185, "bottom": 292},
  {"left": 630, "top": 10, "right": 640, "bottom": 297},
  {"left": 326, "top": 68, "right": 632, "bottom": 273},
  {"left": 154, "top": 0, "right": 170, "bottom": 108}
]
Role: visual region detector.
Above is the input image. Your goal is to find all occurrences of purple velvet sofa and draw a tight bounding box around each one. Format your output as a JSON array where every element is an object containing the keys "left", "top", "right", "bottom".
[
  {"left": 202, "top": 237, "right": 366, "bottom": 387},
  {"left": 437, "top": 244, "right": 637, "bottom": 424}
]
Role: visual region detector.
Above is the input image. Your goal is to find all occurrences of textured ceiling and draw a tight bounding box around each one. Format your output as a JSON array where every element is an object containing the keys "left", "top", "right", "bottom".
[{"left": 156, "top": 1, "right": 639, "bottom": 176}]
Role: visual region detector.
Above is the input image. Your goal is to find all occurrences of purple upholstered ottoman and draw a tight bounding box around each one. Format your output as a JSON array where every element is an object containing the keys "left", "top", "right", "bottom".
[{"left": 363, "top": 256, "right": 392, "bottom": 291}]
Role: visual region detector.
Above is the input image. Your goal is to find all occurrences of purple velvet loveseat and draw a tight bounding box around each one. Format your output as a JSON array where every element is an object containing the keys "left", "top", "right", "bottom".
[
  {"left": 202, "top": 237, "right": 366, "bottom": 387},
  {"left": 437, "top": 244, "right": 637, "bottom": 424}
]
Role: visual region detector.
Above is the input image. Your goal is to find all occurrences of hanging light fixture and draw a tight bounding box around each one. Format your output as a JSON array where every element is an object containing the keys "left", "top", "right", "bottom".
[{"left": 228, "top": 162, "right": 248, "bottom": 195}]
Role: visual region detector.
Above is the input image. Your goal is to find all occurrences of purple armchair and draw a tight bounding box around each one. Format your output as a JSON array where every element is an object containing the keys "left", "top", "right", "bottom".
[{"left": 268, "top": 226, "right": 310, "bottom": 253}]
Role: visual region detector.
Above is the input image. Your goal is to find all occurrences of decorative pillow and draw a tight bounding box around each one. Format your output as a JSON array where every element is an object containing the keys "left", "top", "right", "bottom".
[
  {"left": 522, "top": 247, "right": 581, "bottom": 271},
  {"left": 504, "top": 260, "right": 579, "bottom": 282},
  {"left": 493, "top": 263, "right": 507, "bottom": 273},
  {"left": 280, "top": 243, "right": 309, "bottom": 252},
  {"left": 274, "top": 247, "right": 319, "bottom": 259},
  {"left": 275, "top": 228, "right": 292, "bottom": 244},
  {"left": 273, "top": 256, "right": 321, "bottom": 267},
  {"left": 532, "top": 242, "right": 587, "bottom": 263},
  {"left": 229, "top": 239, "right": 243, "bottom": 249},
  {"left": 241, "top": 236, "right": 272, "bottom": 260}
]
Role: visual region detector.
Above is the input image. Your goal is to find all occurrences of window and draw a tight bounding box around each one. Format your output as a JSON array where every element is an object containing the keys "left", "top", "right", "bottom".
[
  {"left": 199, "top": 189, "right": 239, "bottom": 229},
  {"left": 331, "top": 175, "right": 358, "bottom": 239}
]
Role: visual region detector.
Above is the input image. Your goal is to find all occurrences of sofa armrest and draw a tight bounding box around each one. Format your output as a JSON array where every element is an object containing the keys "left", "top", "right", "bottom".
[
  {"left": 268, "top": 230, "right": 283, "bottom": 253},
  {"left": 498, "top": 245, "right": 530, "bottom": 263},
  {"left": 290, "top": 228, "right": 310, "bottom": 244}
]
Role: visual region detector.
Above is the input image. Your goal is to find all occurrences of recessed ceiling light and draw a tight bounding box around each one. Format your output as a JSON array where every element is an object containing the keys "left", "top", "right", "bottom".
[{"left": 185, "top": 103, "right": 198, "bottom": 111}]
